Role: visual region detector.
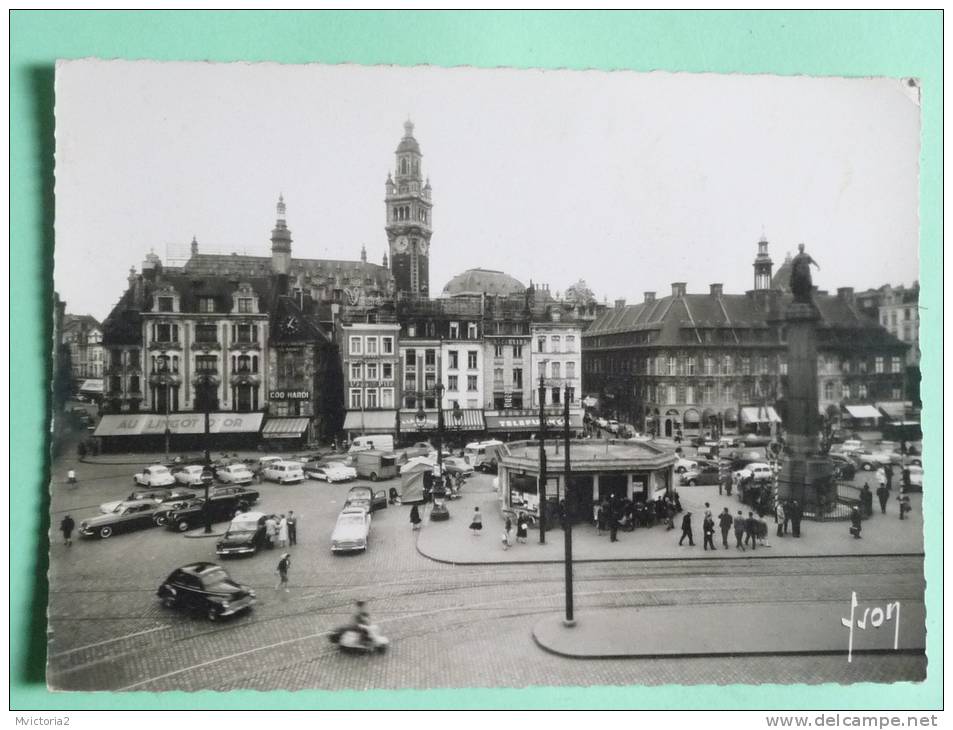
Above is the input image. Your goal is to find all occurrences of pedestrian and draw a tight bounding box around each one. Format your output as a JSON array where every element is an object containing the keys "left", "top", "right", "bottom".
[
  {"left": 756, "top": 517, "right": 770, "bottom": 547},
  {"left": 718, "top": 507, "right": 733, "bottom": 549},
  {"left": 60, "top": 514, "right": 75, "bottom": 546},
  {"left": 849, "top": 506, "right": 863, "bottom": 539},
  {"left": 673, "top": 492, "right": 683, "bottom": 513},
  {"left": 469, "top": 507, "right": 483, "bottom": 536},
  {"left": 790, "top": 500, "right": 802, "bottom": 538},
  {"left": 678, "top": 512, "right": 694, "bottom": 546},
  {"left": 876, "top": 483, "right": 890, "bottom": 514},
  {"left": 502, "top": 516, "right": 512, "bottom": 550},
  {"left": 744, "top": 511, "right": 758, "bottom": 551},
  {"left": 702, "top": 513, "right": 716, "bottom": 551},
  {"left": 733, "top": 510, "right": 746, "bottom": 551},
  {"left": 287, "top": 510, "right": 297, "bottom": 545},
  {"left": 775, "top": 501, "right": 786, "bottom": 537},
  {"left": 609, "top": 508, "right": 619, "bottom": 543},
  {"left": 725, "top": 473, "right": 733, "bottom": 497},
  {"left": 277, "top": 514, "right": 289, "bottom": 548},
  {"left": 265, "top": 515, "right": 278, "bottom": 549},
  {"left": 783, "top": 499, "right": 792, "bottom": 534},
  {"left": 557, "top": 499, "right": 567, "bottom": 530},
  {"left": 516, "top": 513, "right": 529, "bottom": 544},
  {"left": 860, "top": 483, "right": 874, "bottom": 518},
  {"left": 665, "top": 501, "right": 676, "bottom": 530},
  {"left": 901, "top": 468, "right": 911, "bottom": 494},
  {"left": 409, "top": 503, "right": 422, "bottom": 530},
  {"left": 704, "top": 501, "right": 712, "bottom": 520},
  {"left": 596, "top": 506, "right": 607, "bottom": 536},
  {"left": 274, "top": 553, "right": 291, "bottom": 592},
  {"left": 67, "top": 469, "right": 77, "bottom": 487},
  {"left": 885, "top": 463, "right": 894, "bottom": 491},
  {"left": 898, "top": 495, "right": 911, "bottom": 520}
]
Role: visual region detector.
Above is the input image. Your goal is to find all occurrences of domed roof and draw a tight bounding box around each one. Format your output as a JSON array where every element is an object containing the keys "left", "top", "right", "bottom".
[
  {"left": 441, "top": 268, "right": 526, "bottom": 298},
  {"left": 396, "top": 119, "right": 421, "bottom": 154}
]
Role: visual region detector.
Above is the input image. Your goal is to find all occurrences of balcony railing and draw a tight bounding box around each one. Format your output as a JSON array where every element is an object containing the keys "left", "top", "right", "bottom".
[
  {"left": 148, "top": 341, "right": 182, "bottom": 351},
  {"left": 194, "top": 340, "right": 222, "bottom": 350},
  {"left": 230, "top": 341, "right": 261, "bottom": 351}
]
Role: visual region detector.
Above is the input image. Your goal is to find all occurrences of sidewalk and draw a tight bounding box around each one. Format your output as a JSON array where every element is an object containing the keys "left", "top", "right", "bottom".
[
  {"left": 532, "top": 601, "right": 926, "bottom": 658},
  {"left": 415, "top": 480, "right": 924, "bottom": 565},
  {"left": 79, "top": 446, "right": 337, "bottom": 467}
]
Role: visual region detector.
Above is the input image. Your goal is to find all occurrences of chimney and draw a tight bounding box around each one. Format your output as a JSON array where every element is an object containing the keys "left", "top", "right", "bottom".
[
  {"left": 127, "top": 266, "right": 137, "bottom": 290},
  {"left": 644, "top": 291, "right": 656, "bottom": 303},
  {"left": 190, "top": 235, "right": 198, "bottom": 257},
  {"left": 671, "top": 282, "right": 686, "bottom": 298},
  {"left": 141, "top": 251, "right": 161, "bottom": 282},
  {"left": 360, "top": 244, "right": 367, "bottom": 263},
  {"left": 614, "top": 298, "right": 626, "bottom": 309},
  {"left": 837, "top": 287, "right": 855, "bottom": 304},
  {"left": 709, "top": 283, "right": 723, "bottom": 298}
]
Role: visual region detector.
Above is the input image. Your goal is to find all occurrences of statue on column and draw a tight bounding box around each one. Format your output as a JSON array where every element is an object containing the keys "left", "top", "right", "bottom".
[{"left": 790, "top": 243, "right": 820, "bottom": 303}]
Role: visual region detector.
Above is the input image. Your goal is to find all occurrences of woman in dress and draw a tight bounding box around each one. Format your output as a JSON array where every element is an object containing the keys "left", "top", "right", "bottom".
[
  {"left": 409, "top": 503, "right": 422, "bottom": 530},
  {"left": 277, "top": 514, "right": 290, "bottom": 548},
  {"left": 516, "top": 512, "right": 528, "bottom": 544},
  {"left": 469, "top": 507, "right": 483, "bottom": 536}
]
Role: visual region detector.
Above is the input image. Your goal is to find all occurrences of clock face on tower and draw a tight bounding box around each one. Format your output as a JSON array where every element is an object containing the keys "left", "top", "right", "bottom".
[
  {"left": 395, "top": 235, "right": 409, "bottom": 253},
  {"left": 418, "top": 239, "right": 429, "bottom": 256}
]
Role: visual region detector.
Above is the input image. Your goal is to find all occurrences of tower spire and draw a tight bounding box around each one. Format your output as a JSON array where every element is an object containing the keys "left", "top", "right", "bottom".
[{"left": 271, "top": 193, "right": 292, "bottom": 276}]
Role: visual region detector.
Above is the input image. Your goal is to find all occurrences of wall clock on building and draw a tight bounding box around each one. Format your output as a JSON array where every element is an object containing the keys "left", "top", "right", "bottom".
[
  {"left": 395, "top": 236, "right": 409, "bottom": 253},
  {"left": 418, "top": 239, "right": 429, "bottom": 255},
  {"left": 283, "top": 316, "right": 299, "bottom": 335}
]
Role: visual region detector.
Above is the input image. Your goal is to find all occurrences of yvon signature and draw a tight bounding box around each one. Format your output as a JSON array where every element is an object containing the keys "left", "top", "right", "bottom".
[{"left": 841, "top": 591, "right": 900, "bottom": 662}]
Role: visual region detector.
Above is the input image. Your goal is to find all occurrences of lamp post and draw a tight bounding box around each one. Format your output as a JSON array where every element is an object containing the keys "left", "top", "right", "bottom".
[
  {"left": 537, "top": 363, "right": 548, "bottom": 545},
  {"left": 195, "top": 371, "right": 215, "bottom": 533},
  {"left": 562, "top": 382, "right": 575, "bottom": 627},
  {"left": 158, "top": 355, "right": 171, "bottom": 463},
  {"left": 415, "top": 383, "right": 446, "bottom": 480}
]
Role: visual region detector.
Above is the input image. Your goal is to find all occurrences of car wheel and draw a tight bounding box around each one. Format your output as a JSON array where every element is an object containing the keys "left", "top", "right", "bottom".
[
  {"left": 863, "top": 463, "right": 873, "bottom": 471},
  {"left": 154, "top": 514, "right": 167, "bottom": 526},
  {"left": 688, "top": 479, "right": 697, "bottom": 486},
  {"left": 99, "top": 526, "right": 112, "bottom": 539},
  {"left": 161, "top": 593, "right": 176, "bottom": 608},
  {"left": 177, "top": 520, "right": 190, "bottom": 532},
  {"left": 369, "top": 472, "right": 378, "bottom": 482},
  {"left": 207, "top": 607, "right": 219, "bottom": 622}
]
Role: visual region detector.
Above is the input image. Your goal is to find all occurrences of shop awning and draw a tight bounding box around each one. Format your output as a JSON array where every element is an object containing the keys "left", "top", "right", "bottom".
[
  {"left": 94, "top": 412, "right": 264, "bottom": 437},
  {"left": 343, "top": 410, "right": 397, "bottom": 432},
  {"left": 740, "top": 406, "right": 782, "bottom": 424},
  {"left": 79, "top": 379, "right": 103, "bottom": 393},
  {"left": 844, "top": 405, "right": 881, "bottom": 420},
  {"left": 261, "top": 418, "right": 311, "bottom": 438},
  {"left": 875, "top": 401, "right": 911, "bottom": 420},
  {"left": 399, "top": 409, "right": 485, "bottom": 433},
  {"left": 485, "top": 412, "right": 584, "bottom": 432}
]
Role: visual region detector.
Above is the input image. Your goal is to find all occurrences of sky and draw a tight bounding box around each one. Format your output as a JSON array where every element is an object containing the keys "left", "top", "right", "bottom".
[{"left": 54, "top": 61, "right": 921, "bottom": 321}]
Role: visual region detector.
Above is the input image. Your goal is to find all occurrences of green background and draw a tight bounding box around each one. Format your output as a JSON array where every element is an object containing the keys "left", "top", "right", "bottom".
[{"left": 10, "top": 10, "right": 942, "bottom": 710}]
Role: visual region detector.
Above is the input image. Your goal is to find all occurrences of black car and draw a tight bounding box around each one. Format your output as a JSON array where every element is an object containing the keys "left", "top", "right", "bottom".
[
  {"left": 157, "top": 562, "right": 256, "bottom": 621},
  {"left": 829, "top": 453, "right": 857, "bottom": 480},
  {"left": 344, "top": 485, "right": 388, "bottom": 513},
  {"left": 215, "top": 512, "right": 276, "bottom": 556},
  {"left": 166, "top": 486, "right": 260, "bottom": 532}
]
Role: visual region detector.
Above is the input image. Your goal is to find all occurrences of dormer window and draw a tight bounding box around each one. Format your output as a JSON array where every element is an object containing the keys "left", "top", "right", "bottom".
[
  {"left": 198, "top": 297, "right": 216, "bottom": 313},
  {"left": 158, "top": 297, "right": 174, "bottom": 313},
  {"left": 238, "top": 298, "right": 254, "bottom": 314}
]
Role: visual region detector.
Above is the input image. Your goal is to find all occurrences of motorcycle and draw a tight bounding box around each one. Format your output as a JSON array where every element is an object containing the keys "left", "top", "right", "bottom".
[{"left": 329, "top": 623, "right": 390, "bottom": 654}]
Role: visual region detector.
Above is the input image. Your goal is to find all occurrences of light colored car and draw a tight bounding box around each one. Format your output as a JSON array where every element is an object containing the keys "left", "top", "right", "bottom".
[
  {"left": 733, "top": 462, "right": 773, "bottom": 483},
  {"left": 907, "top": 466, "right": 923, "bottom": 490},
  {"left": 217, "top": 463, "right": 255, "bottom": 485},
  {"left": 99, "top": 488, "right": 195, "bottom": 514},
  {"left": 330, "top": 508, "right": 371, "bottom": 553},
  {"left": 402, "top": 442, "right": 435, "bottom": 459},
  {"left": 261, "top": 460, "right": 305, "bottom": 484},
  {"left": 174, "top": 465, "right": 207, "bottom": 486},
  {"left": 840, "top": 439, "right": 864, "bottom": 454},
  {"left": 442, "top": 456, "right": 474, "bottom": 477},
  {"left": 596, "top": 417, "right": 608, "bottom": 429},
  {"left": 674, "top": 458, "right": 698, "bottom": 474},
  {"left": 306, "top": 462, "right": 357, "bottom": 483},
  {"left": 134, "top": 465, "right": 175, "bottom": 488},
  {"left": 606, "top": 420, "right": 621, "bottom": 434},
  {"left": 852, "top": 451, "right": 886, "bottom": 471}
]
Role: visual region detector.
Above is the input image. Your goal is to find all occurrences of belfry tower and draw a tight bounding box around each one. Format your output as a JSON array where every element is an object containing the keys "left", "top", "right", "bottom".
[
  {"left": 385, "top": 120, "right": 433, "bottom": 296},
  {"left": 753, "top": 234, "right": 773, "bottom": 290}
]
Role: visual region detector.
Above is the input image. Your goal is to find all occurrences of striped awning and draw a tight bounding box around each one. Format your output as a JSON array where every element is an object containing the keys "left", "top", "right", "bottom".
[
  {"left": 79, "top": 379, "right": 103, "bottom": 393},
  {"left": 399, "top": 409, "right": 485, "bottom": 433},
  {"left": 343, "top": 410, "right": 397, "bottom": 432},
  {"left": 261, "top": 418, "right": 311, "bottom": 438},
  {"left": 875, "top": 401, "right": 911, "bottom": 420}
]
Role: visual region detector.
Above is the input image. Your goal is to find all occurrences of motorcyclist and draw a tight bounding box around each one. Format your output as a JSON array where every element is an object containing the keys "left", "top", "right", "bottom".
[
  {"left": 352, "top": 599, "right": 372, "bottom": 645},
  {"left": 67, "top": 469, "right": 77, "bottom": 486}
]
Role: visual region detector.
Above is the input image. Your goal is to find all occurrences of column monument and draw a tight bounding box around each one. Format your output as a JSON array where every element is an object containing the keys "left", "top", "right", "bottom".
[{"left": 776, "top": 244, "right": 835, "bottom": 515}]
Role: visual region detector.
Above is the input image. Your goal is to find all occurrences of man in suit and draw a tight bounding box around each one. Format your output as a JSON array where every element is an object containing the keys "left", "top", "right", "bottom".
[
  {"left": 718, "top": 507, "right": 733, "bottom": 549},
  {"left": 733, "top": 510, "right": 746, "bottom": 551},
  {"left": 678, "top": 512, "right": 694, "bottom": 546}
]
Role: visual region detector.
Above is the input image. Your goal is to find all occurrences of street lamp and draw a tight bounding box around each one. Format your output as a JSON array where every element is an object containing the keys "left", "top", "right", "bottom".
[
  {"left": 157, "top": 354, "right": 172, "bottom": 463},
  {"left": 537, "top": 362, "right": 548, "bottom": 545},
  {"left": 415, "top": 382, "right": 446, "bottom": 482},
  {"left": 194, "top": 370, "right": 216, "bottom": 533},
  {"left": 562, "top": 382, "right": 575, "bottom": 627}
]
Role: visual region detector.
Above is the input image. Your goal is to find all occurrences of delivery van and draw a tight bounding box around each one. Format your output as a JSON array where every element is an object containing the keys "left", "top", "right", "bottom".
[
  {"left": 464, "top": 440, "right": 507, "bottom": 473},
  {"left": 348, "top": 434, "right": 395, "bottom": 455},
  {"left": 353, "top": 450, "right": 400, "bottom": 481}
]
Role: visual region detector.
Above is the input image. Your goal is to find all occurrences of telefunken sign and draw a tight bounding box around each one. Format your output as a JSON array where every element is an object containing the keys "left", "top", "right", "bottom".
[{"left": 269, "top": 390, "right": 311, "bottom": 400}]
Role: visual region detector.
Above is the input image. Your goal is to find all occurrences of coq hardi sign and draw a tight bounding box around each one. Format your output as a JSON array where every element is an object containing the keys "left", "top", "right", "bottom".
[{"left": 268, "top": 390, "right": 311, "bottom": 400}]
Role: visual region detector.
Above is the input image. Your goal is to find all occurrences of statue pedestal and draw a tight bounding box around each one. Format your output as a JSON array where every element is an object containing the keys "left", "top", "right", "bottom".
[{"left": 776, "top": 454, "right": 836, "bottom": 517}]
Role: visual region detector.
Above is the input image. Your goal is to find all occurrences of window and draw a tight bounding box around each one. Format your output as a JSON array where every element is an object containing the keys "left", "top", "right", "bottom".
[
  {"left": 237, "top": 298, "right": 254, "bottom": 314},
  {"left": 551, "top": 387, "right": 561, "bottom": 405},
  {"left": 566, "top": 335, "right": 575, "bottom": 352},
  {"left": 196, "top": 355, "right": 217, "bottom": 373},
  {"left": 890, "top": 312, "right": 898, "bottom": 327},
  {"left": 381, "top": 388, "right": 394, "bottom": 408},
  {"left": 891, "top": 357, "right": 902, "bottom": 373},
  {"left": 537, "top": 337, "right": 546, "bottom": 353},
  {"left": 875, "top": 356, "right": 884, "bottom": 374},
  {"left": 858, "top": 383, "right": 868, "bottom": 399},
  {"left": 467, "top": 323, "right": 478, "bottom": 339},
  {"left": 234, "top": 324, "right": 256, "bottom": 343},
  {"left": 448, "top": 350, "right": 459, "bottom": 370},
  {"left": 366, "top": 337, "right": 378, "bottom": 355},
  {"left": 447, "top": 375, "right": 459, "bottom": 391},
  {"left": 425, "top": 350, "right": 436, "bottom": 367},
  {"left": 365, "top": 389, "right": 378, "bottom": 408},
  {"left": 703, "top": 383, "right": 713, "bottom": 403},
  {"left": 779, "top": 356, "right": 787, "bottom": 375},
  {"left": 382, "top": 337, "right": 394, "bottom": 354},
  {"left": 722, "top": 383, "right": 733, "bottom": 401},
  {"left": 903, "top": 324, "right": 912, "bottom": 341},
  {"left": 128, "top": 350, "right": 140, "bottom": 368},
  {"left": 349, "top": 389, "right": 362, "bottom": 409},
  {"left": 129, "top": 375, "right": 140, "bottom": 393},
  {"left": 668, "top": 357, "right": 676, "bottom": 376},
  {"left": 382, "top": 363, "right": 393, "bottom": 380},
  {"left": 449, "top": 322, "right": 460, "bottom": 339},
  {"left": 198, "top": 297, "right": 216, "bottom": 313},
  {"left": 405, "top": 349, "right": 416, "bottom": 369},
  {"left": 158, "top": 296, "right": 174, "bottom": 312},
  {"left": 824, "top": 382, "right": 834, "bottom": 401},
  {"left": 892, "top": 387, "right": 902, "bottom": 400},
  {"left": 195, "top": 324, "right": 217, "bottom": 344},
  {"left": 512, "top": 344, "right": 523, "bottom": 359},
  {"left": 703, "top": 356, "right": 713, "bottom": 375},
  {"left": 467, "top": 351, "right": 478, "bottom": 369},
  {"left": 155, "top": 323, "right": 179, "bottom": 343},
  {"left": 667, "top": 385, "right": 677, "bottom": 404},
  {"left": 552, "top": 336, "right": 561, "bottom": 352},
  {"left": 740, "top": 357, "right": 751, "bottom": 375},
  {"left": 467, "top": 375, "right": 478, "bottom": 392},
  {"left": 512, "top": 367, "right": 523, "bottom": 389},
  {"left": 858, "top": 360, "right": 868, "bottom": 374},
  {"left": 685, "top": 386, "right": 694, "bottom": 403},
  {"left": 349, "top": 336, "right": 362, "bottom": 355},
  {"left": 493, "top": 368, "right": 504, "bottom": 386},
  {"left": 722, "top": 355, "right": 732, "bottom": 375},
  {"left": 366, "top": 363, "right": 378, "bottom": 381},
  {"left": 842, "top": 383, "right": 851, "bottom": 400},
  {"left": 407, "top": 324, "right": 416, "bottom": 337},
  {"left": 687, "top": 357, "right": 696, "bottom": 376},
  {"left": 566, "top": 362, "right": 575, "bottom": 380},
  {"left": 551, "top": 362, "right": 561, "bottom": 379},
  {"left": 237, "top": 355, "right": 252, "bottom": 373},
  {"left": 494, "top": 343, "right": 505, "bottom": 358}
]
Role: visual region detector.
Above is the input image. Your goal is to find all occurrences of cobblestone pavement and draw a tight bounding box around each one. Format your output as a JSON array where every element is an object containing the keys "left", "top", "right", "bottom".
[{"left": 46, "top": 447, "right": 927, "bottom": 693}]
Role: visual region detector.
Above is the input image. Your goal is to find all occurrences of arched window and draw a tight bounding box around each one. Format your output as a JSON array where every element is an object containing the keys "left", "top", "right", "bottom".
[
  {"left": 393, "top": 206, "right": 398, "bottom": 220},
  {"left": 412, "top": 160, "right": 419, "bottom": 175},
  {"left": 401, "top": 158, "right": 408, "bottom": 174}
]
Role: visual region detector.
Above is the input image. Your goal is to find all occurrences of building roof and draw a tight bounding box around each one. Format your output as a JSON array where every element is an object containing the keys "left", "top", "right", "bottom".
[
  {"left": 441, "top": 268, "right": 526, "bottom": 298},
  {"left": 183, "top": 253, "right": 393, "bottom": 292},
  {"left": 63, "top": 314, "right": 102, "bottom": 331},
  {"left": 500, "top": 438, "right": 676, "bottom": 472}
]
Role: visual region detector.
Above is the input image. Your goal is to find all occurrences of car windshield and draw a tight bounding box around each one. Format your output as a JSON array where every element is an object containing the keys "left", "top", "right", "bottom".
[
  {"left": 338, "top": 514, "right": 365, "bottom": 526},
  {"left": 229, "top": 517, "right": 259, "bottom": 532},
  {"left": 199, "top": 568, "right": 233, "bottom": 590},
  {"left": 110, "top": 503, "right": 125, "bottom": 513}
]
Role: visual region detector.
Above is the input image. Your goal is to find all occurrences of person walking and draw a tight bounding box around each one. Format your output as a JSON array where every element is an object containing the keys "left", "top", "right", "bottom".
[
  {"left": 60, "top": 514, "right": 75, "bottom": 547},
  {"left": 596, "top": 506, "right": 607, "bottom": 536},
  {"left": 678, "top": 512, "right": 694, "bottom": 546},
  {"left": 67, "top": 469, "right": 77, "bottom": 487},
  {"left": 733, "top": 510, "right": 746, "bottom": 551},
  {"left": 876, "top": 483, "right": 890, "bottom": 514},
  {"left": 516, "top": 513, "right": 529, "bottom": 544},
  {"left": 744, "top": 511, "right": 758, "bottom": 551},
  {"left": 265, "top": 515, "right": 279, "bottom": 549},
  {"left": 608, "top": 506, "right": 619, "bottom": 543},
  {"left": 274, "top": 553, "right": 291, "bottom": 592},
  {"left": 277, "top": 514, "right": 290, "bottom": 548},
  {"left": 790, "top": 500, "right": 802, "bottom": 538},
  {"left": 860, "top": 484, "right": 874, "bottom": 518},
  {"left": 409, "top": 503, "right": 422, "bottom": 530},
  {"left": 898, "top": 495, "right": 911, "bottom": 520},
  {"left": 718, "top": 507, "right": 733, "bottom": 549},
  {"left": 287, "top": 510, "right": 297, "bottom": 546},
  {"left": 775, "top": 501, "right": 786, "bottom": 537},
  {"left": 702, "top": 513, "right": 716, "bottom": 551},
  {"left": 469, "top": 507, "right": 483, "bottom": 536},
  {"left": 783, "top": 499, "right": 792, "bottom": 535},
  {"left": 885, "top": 463, "right": 894, "bottom": 491},
  {"left": 502, "top": 516, "right": 513, "bottom": 550},
  {"left": 849, "top": 506, "right": 863, "bottom": 539}
]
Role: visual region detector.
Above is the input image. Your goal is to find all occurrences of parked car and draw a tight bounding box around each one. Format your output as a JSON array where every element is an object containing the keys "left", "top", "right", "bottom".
[
  {"left": 215, "top": 511, "right": 276, "bottom": 556},
  {"left": 840, "top": 439, "right": 864, "bottom": 454},
  {"left": 157, "top": 562, "right": 256, "bottom": 621},
  {"left": 741, "top": 433, "right": 772, "bottom": 447},
  {"left": 173, "top": 465, "right": 208, "bottom": 486},
  {"left": 680, "top": 463, "right": 720, "bottom": 486},
  {"left": 261, "top": 459, "right": 305, "bottom": 484},
  {"left": 133, "top": 465, "right": 176, "bottom": 488},
  {"left": 353, "top": 450, "right": 400, "bottom": 481},
  {"left": 80, "top": 501, "right": 167, "bottom": 539},
  {"left": 330, "top": 508, "right": 372, "bottom": 553},
  {"left": 828, "top": 453, "right": 857, "bottom": 481},
  {"left": 733, "top": 462, "right": 774, "bottom": 483},
  {"left": 216, "top": 463, "right": 256, "bottom": 485},
  {"left": 595, "top": 417, "right": 608, "bottom": 429},
  {"left": 165, "top": 486, "right": 260, "bottom": 532},
  {"left": 99, "top": 488, "right": 196, "bottom": 515},
  {"left": 305, "top": 461, "right": 357, "bottom": 483},
  {"left": 606, "top": 420, "right": 621, "bottom": 434},
  {"left": 673, "top": 458, "right": 697, "bottom": 474},
  {"left": 402, "top": 442, "right": 435, "bottom": 459},
  {"left": 905, "top": 466, "right": 923, "bottom": 491},
  {"left": 441, "top": 457, "right": 474, "bottom": 477},
  {"left": 853, "top": 451, "right": 886, "bottom": 471},
  {"left": 344, "top": 486, "right": 388, "bottom": 513}
]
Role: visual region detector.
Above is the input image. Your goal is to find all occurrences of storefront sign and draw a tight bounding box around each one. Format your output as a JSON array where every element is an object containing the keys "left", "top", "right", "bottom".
[
  {"left": 268, "top": 390, "right": 311, "bottom": 400},
  {"left": 94, "top": 412, "right": 264, "bottom": 436},
  {"left": 486, "top": 413, "right": 584, "bottom": 431}
]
